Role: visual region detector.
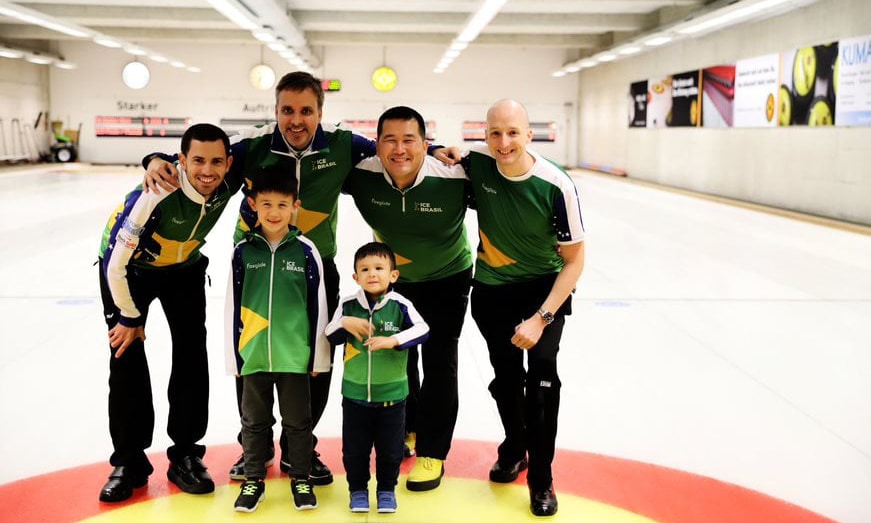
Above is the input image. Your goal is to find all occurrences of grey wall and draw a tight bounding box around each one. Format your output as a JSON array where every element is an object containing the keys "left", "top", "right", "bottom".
[{"left": 577, "top": 0, "right": 871, "bottom": 225}]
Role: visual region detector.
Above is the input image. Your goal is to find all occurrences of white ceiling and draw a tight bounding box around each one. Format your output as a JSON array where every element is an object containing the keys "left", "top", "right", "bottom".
[{"left": 2, "top": 0, "right": 717, "bottom": 65}]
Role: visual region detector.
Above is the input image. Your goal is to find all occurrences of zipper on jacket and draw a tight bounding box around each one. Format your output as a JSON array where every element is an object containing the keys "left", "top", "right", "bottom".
[
  {"left": 267, "top": 242, "right": 277, "bottom": 371},
  {"left": 366, "top": 308, "right": 374, "bottom": 402}
]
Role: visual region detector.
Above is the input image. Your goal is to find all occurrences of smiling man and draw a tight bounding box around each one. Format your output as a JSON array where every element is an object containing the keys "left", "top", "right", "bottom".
[
  {"left": 343, "top": 106, "right": 472, "bottom": 492},
  {"left": 464, "top": 99, "right": 585, "bottom": 517},
  {"left": 142, "top": 72, "right": 380, "bottom": 485},
  {"left": 98, "top": 123, "right": 241, "bottom": 503}
]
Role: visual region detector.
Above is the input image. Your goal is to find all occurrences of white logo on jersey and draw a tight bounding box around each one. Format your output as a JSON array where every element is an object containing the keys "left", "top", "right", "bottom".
[
  {"left": 313, "top": 158, "right": 337, "bottom": 170},
  {"left": 171, "top": 217, "right": 186, "bottom": 225},
  {"left": 285, "top": 260, "right": 305, "bottom": 273},
  {"left": 381, "top": 321, "right": 400, "bottom": 333},
  {"left": 481, "top": 182, "right": 497, "bottom": 195},
  {"left": 370, "top": 198, "right": 390, "bottom": 207},
  {"left": 246, "top": 262, "right": 266, "bottom": 270},
  {"left": 415, "top": 202, "right": 443, "bottom": 213}
]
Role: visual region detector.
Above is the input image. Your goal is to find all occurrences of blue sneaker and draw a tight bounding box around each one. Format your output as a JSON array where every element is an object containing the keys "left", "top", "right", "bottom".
[
  {"left": 377, "top": 490, "right": 397, "bottom": 513},
  {"left": 349, "top": 490, "right": 369, "bottom": 513}
]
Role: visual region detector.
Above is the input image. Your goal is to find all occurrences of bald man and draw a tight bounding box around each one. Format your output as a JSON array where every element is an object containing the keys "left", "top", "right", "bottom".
[{"left": 462, "top": 99, "right": 585, "bottom": 517}]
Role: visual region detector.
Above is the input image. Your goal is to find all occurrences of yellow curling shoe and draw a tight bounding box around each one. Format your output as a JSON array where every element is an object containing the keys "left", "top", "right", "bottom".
[{"left": 406, "top": 457, "right": 444, "bottom": 491}]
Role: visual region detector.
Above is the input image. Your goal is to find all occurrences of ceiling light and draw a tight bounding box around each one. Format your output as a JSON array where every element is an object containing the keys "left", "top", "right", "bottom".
[
  {"left": 0, "top": 2, "right": 91, "bottom": 38},
  {"left": 253, "top": 28, "right": 275, "bottom": 43},
  {"left": 565, "top": 64, "right": 582, "bottom": 72},
  {"left": 457, "top": 0, "right": 507, "bottom": 42},
  {"left": 644, "top": 36, "right": 672, "bottom": 46},
  {"left": 170, "top": 60, "right": 185, "bottom": 68},
  {"left": 0, "top": 47, "right": 24, "bottom": 59},
  {"left": 619, "top": 46, "right": 641, "bottom": 55},
  {"left": 580, "top": 60, "right": 597, "bottom": 68},
  {"left": 597, "top": 54, "right": 616, "bottom": 62},
  {"left": 149, "top": 54, "right": 168, "bottom": 63},
  {"left": 207, "top": 0, "right": 259, "bottom": 31},
  {"left": 186, "top": 66, "right": 201, "bottom": 73},
  {"left": 437, "top": 0, "right": 506, "bottom": 72},
  {"left": 94, "top": 37, "right": 123, "bottom": 48},
  {"left": 552, "top": 71, "right": 567, "bottom": 78},
  {"left": 126, "top": 47, "right": 147, "bottom": 56},
  {"left": 55, "top": 61, "right": 77, "bottom": 70},
  {"left": 26, "top": 55, "right": 53, "bottom": 65},
  {"left": 678, "top": 0, "right": 791, "bottom": 35}
]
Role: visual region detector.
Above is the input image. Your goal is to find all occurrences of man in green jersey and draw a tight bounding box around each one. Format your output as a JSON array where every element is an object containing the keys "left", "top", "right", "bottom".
[
  {"left": 464, "top": 99, "right": 585, "bottom": 517},
  {"left": 343, "top": 106, "right": 472, "bottom": 491}
]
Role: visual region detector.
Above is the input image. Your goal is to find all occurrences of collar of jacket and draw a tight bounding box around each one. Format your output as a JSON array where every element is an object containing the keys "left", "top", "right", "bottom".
[
  {"left": 353, "top": 288, "right": 397, "bottom": 311},
  {"left": 269, "top": 123, "right": 330, "bottom": 157}
]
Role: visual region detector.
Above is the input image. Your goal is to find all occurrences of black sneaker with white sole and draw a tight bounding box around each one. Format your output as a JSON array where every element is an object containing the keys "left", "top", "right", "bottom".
[
  {"left": 234, "top": 479, "right": 265, "bottom": 512},
  {"left": 290, "top": 478, "right": 317, "bottom": 510}
]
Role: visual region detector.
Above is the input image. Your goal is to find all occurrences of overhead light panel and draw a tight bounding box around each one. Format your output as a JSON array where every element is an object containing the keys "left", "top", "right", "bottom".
[
  {"left": 0, "top": 1, "right": 91, "bottom": 38},
  {"left": 207, "top": 0, "right": 259, "bottom": 30},
  {"left": 677, "top": 0, "right": 792, "bottom": 35},
  {"left": 435, "top": 0, "right": 506, "bottom": 73}
]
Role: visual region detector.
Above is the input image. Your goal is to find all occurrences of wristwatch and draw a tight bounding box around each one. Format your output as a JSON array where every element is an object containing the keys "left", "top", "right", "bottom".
[{"left": 537, "top": 307, "right": 555, "bottom": 325}]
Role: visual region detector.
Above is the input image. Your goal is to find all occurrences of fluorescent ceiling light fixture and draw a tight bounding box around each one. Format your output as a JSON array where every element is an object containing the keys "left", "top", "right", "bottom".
[
  {"left": 94, "top": 37, "right": 123, "bottom": 48},
  {"left": 435, "top": 0, "right": 505, "bottom": 72},
  {"left": 170, "top": 60, "right": 185, "bottom": 68},
  {"left": 619, "top": 46, "right": 641, "bottom": 55},
  {"left": 434, "top": 68, "right": 446, "bottom": 74},
  {"left": 207, "top": 0, "right": 258, "bottom": 30},
  {"left": 253, "top": 29, "right": 275, "bottom": 43},
  {"left": 0, "top": 48, "right": 24, "bottom": 59},
  {"left": 26, "top": 55, "right": 53, "bottom": 65},
  {"left": 565, "top": 64, "right": 582, "bottom": 72},
  {"left": 644, "top": 35, "right": 672, "bottom": 46},
  {"left": 149, "top": 54, "right": 168, "bottom": 63},
  {"left": 0, "top": 2, "right": 91, "bottom": 38},
  {"left": 267, "top": 42, "right": 287, "bottom": 51},
  {"left": 55, "top": 61, "right": 77, "bottom": 70},
  {"left": 457, "top": 0, "right": 507, "bottom": 42},
  {"left": 678, "top": 0, "right": 791, "bottom": 35},
  {"left": 125, "top": 46, "right": 147, "bottom": 56},
  {"left": 186, "top": 66, "right": 201, "bottom": 73},
  {"left": 597, "top": 54, "right": 616, "bottom": 62},
  {"left": 552, "top": 71, "right": 567, "bottom": 77},
  {"left": 580, "top": 60, "right": 597, "bottom": 68}
]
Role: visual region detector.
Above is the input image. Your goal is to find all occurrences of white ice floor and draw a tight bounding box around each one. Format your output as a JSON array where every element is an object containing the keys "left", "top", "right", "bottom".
[{"left": 0, "top": 164, "right": 869, "bottom": 523}]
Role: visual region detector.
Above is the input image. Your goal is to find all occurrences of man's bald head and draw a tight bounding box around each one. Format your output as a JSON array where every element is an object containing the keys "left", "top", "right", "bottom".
[{"left": 485, "top": 99, "right": 534, "bottom": 176}]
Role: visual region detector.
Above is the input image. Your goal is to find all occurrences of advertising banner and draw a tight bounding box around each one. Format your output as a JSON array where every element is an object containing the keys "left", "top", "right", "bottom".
[
  {"left": 668, "top": 70, "right": 701, "bottom": 127},
  {"left": 646, "top": 76, "right": 672, "bottom": 128},
  {"left": 835, "top": 34, "right": 871, "bottom": 126},
  {"left": 701, "top": 65, "right": 736, "bottom": 127},
  {"left": 629, "top": 80, "right": 648, "bottom": 127},
  {"left": 733, "top": 54, "right": 779, "bottom": 128},
  {"left": 779, "top": 43, "right": 838, "bottom": 126}
]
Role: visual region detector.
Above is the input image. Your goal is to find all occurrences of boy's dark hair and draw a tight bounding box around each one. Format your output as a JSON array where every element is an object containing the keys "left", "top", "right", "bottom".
[
  {"left": 354, "top": 242, "right": 397, "bottom": 271},
  {"left": 249, "top": 164, "right": 299, "bottom": 199},
  {"left": 181, "top": 123, "right": 230, "bottom": 156},
  {"left": 275, "top": 71, "right": 324, "bottom": 110},
  {"left": 377, "top": 106, "right": 426, "bottom": 140}
]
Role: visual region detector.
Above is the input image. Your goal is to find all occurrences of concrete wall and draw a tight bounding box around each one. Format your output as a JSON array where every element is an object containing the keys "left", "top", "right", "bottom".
[
  {"left": 45, "top": 42, "right": 577, "bottom": 166},
  {"left": 577, "top": 0, "right": 871, "bottom": 224}
]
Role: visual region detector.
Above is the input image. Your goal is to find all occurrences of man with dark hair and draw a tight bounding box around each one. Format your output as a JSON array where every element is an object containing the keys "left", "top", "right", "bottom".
[
  {"left": 344, "top": 106, "right": 472, "bottom": 492},
  {"left": 98, "top": 123, "right": 242, "bottom": 503}
]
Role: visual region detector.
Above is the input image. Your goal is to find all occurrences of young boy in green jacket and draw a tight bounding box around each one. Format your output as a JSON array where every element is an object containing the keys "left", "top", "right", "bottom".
[
  {"left": 228, "top": 166, "right": 331, "bottom": 512},
  {"left": 325, "top": 242, "right": 429, "bottom": 513}
]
